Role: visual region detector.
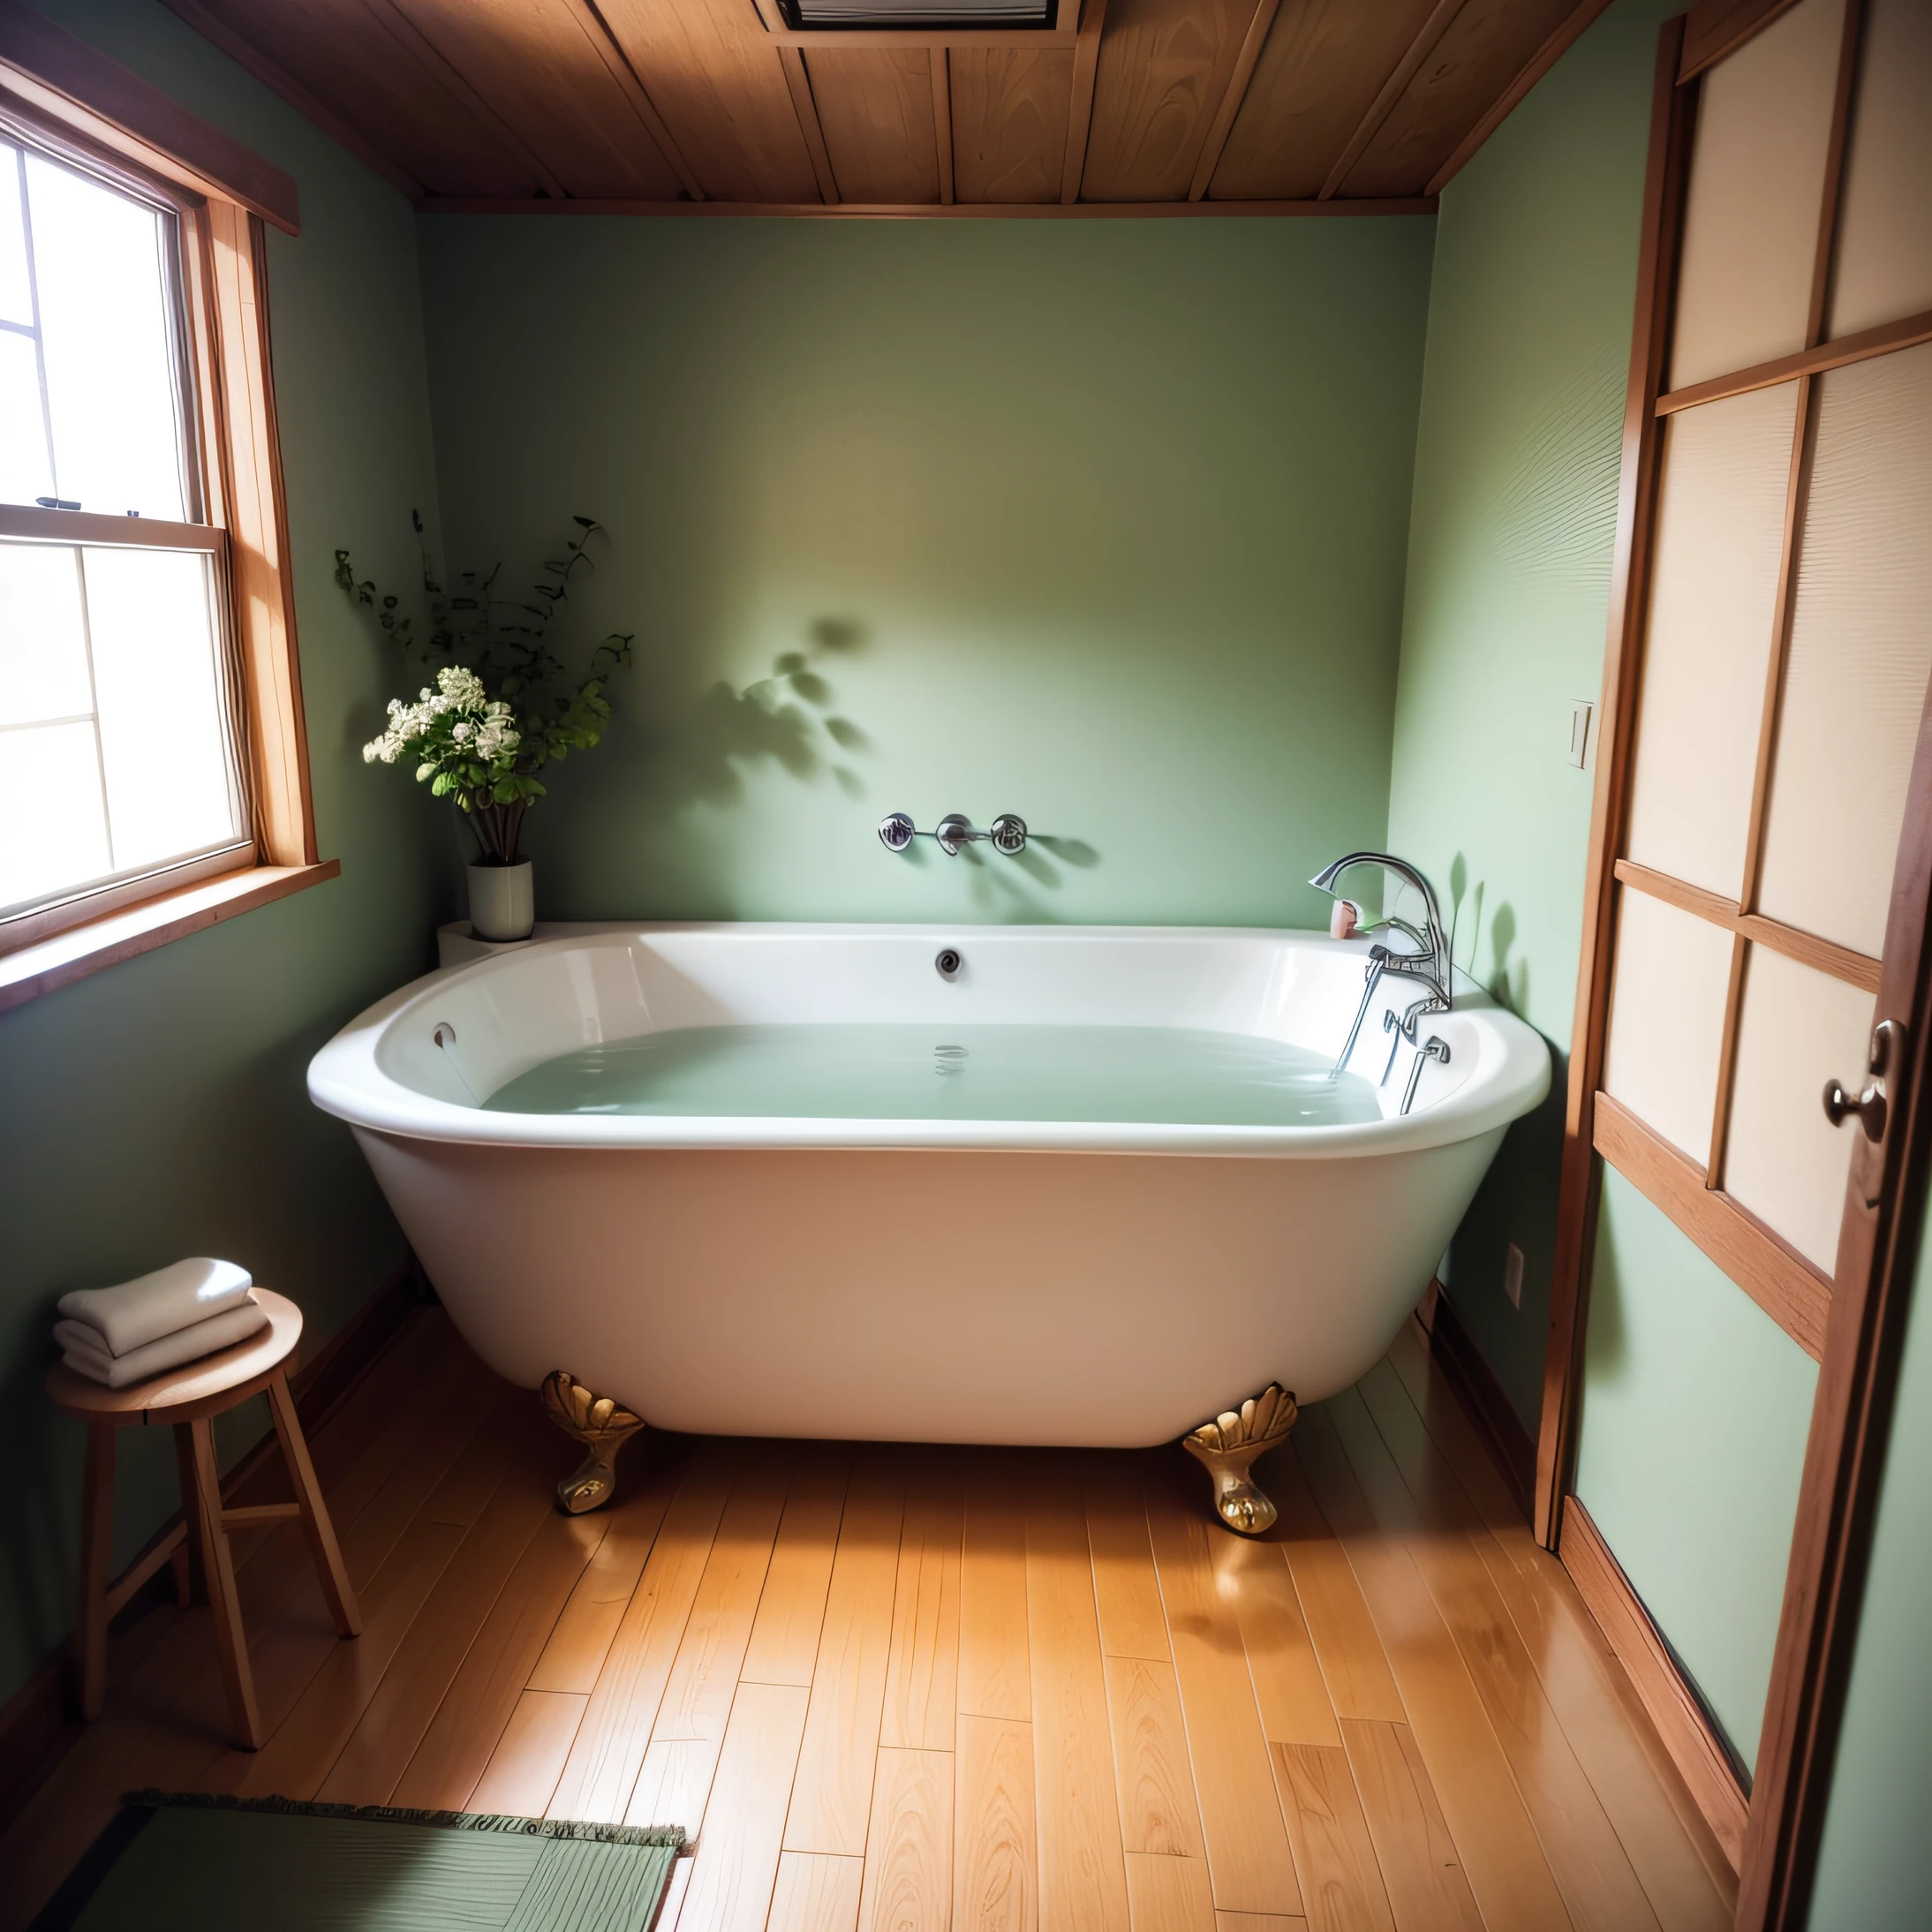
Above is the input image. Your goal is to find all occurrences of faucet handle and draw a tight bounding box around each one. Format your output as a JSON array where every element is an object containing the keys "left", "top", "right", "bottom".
[{"left": 879, "top": 812, "right": 1028, "bottom": 857}]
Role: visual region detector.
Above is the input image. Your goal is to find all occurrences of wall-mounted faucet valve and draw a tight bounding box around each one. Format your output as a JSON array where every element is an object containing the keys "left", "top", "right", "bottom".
[{"left": 879, "top": 812, "right": 1028, "bottom": 857}]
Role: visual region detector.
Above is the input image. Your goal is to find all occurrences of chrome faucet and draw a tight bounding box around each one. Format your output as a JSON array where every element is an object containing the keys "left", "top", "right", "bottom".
[
  {"left": 879, "top": 812, "right": 1028, "bottom": 857},
  {"left": 1309, "top": 851, "right": 1453, "bottom": 1078},
  {"left": 1309, "top": 851, "right": 1453, "bottom": 1010}
]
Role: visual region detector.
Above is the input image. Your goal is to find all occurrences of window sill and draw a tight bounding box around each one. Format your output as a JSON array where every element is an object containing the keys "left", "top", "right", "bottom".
[{"left": 0, "top": 860, "right": 340, "bottom": 1015}]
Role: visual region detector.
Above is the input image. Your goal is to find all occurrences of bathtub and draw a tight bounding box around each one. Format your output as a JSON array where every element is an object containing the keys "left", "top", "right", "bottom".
[{"left": 308, "top": 924, "right": 1549, "bottom": 1447}]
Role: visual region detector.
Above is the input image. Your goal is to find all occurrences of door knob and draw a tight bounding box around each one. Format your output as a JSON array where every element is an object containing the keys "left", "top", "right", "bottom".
[
  {"left": 1823, "top": 1076, "right": 1887, "bottom": 1141},
  {"left": 1824, "top": 1018, "right": 1904, "bottom": 1143}
]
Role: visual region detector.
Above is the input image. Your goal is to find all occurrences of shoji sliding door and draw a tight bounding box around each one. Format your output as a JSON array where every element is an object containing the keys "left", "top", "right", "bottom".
[{"left": 1540, "top": 0, "right": 1932, "bottom": 1887}]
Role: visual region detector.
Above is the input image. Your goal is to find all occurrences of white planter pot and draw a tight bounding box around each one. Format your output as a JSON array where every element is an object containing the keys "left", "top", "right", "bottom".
[{"left": 467, "top": 860, "right": 534, "bottom": 942}]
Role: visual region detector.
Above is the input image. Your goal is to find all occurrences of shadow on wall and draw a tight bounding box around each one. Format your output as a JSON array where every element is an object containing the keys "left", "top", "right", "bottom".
[
  {"left": 0, "top": 1347, "right": 65, "bottom": 1681},
  {"left": 1436, "top": 849, "right": 1560, "bottom": 1428},
  {"left": 617, "top": 611, "right": 1103, "bottom": 923},
  {"left": 643, "top": 615, "right": 877, "bottom": 812},
  {"left": 1448, "top": 851, "right": 1528, "bottom": 1014},
  {"left": 885, "top": 827, "right": 1105, "bottom": 923}
]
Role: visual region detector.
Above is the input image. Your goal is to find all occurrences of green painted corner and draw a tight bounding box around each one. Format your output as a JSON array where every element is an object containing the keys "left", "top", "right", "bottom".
[
  {"left": 1574, "top": 1168, "right": 1818, "bottom": 1773},
  {"left": 1387, "top": 0, "right": 1680, "bottom": 1429},
  {"left": 0, "top": 0, "right": 453, "bottom": 1703}
]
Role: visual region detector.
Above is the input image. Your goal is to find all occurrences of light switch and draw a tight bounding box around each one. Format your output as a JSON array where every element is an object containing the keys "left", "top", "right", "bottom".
[
  {"left": 1504, "top": 1242, "right": 1525, "bottom": 1309},
  {"left": 1568, "top": 700, "right": 1594, "bottom": 769}
]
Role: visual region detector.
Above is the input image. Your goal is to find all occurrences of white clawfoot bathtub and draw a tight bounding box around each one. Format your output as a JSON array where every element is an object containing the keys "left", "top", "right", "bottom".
[{"left": 308, "top": 924, "right": 1549, "bottom": 1447}]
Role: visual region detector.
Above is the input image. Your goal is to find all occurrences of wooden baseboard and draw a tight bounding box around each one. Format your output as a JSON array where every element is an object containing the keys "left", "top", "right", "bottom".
[
  {"left": 1415, "top": 1278, "right": 1536, "bottom": 1517},
  {"left": 1560, "top": 1494, "right": 1750, "bottom": 1868},
  {"left": 0, "top": 1255, "right": 431, "bottom": 1836}
]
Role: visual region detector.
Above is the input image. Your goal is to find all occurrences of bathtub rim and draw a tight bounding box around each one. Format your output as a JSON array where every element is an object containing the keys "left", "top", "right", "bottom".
[{"left": 308, "top": 920, "right": 1551, "bottom": 1159}]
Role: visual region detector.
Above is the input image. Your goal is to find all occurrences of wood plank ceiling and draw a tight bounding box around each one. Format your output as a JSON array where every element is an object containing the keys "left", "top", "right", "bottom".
[{"left": 160, "top": 0, "right": 1612, "bottom": 213}]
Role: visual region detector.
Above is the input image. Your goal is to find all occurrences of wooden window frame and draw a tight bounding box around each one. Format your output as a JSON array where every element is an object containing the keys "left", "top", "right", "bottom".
[
  {"left": 0, "top": 5, "right": 333, "bottom": 1015},
  {"left": 1538, "top": 1, "right": 1932, "bottom": 1920}
]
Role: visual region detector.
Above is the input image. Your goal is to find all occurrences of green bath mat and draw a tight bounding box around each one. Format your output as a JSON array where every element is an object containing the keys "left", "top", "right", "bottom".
[{"left": 34, "top": 1792, "right": 684, "bottom": 1932}]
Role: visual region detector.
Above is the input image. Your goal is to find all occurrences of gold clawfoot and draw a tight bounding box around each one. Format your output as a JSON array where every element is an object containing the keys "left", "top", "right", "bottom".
[
  {"left": 540, "top": 1370, "right": 648, "bottom": 1514},
  {"left": 1182, "top": 1384, "right": 1299, "bottom": 1535}
]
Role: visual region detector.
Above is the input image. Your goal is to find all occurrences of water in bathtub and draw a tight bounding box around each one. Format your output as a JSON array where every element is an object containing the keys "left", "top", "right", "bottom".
[{"left": 483, "top": 1024, "right": 1385, "bottom": 1128}]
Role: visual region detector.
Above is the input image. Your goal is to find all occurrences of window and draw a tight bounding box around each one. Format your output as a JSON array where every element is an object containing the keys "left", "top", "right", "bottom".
[
  {"left": 1, "top": 130, "right": 255, "bottom": 930},
  {"left": 0, "top": 9, "right": 322, "bottom": 1008}
]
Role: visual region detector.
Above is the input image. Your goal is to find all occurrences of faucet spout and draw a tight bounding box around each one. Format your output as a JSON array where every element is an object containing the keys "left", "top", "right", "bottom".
[{"left": 1309, "top": 851, "right": 1453, "bottom": 1015}]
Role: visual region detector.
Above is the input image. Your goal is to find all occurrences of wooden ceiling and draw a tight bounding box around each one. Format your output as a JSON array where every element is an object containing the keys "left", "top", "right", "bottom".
[{"left": 161, "top": 0, "right": 1613, "bottom": 214}]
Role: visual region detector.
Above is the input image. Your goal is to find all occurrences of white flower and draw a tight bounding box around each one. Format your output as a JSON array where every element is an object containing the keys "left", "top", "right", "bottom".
[{"left": 365, "top": 662, "right": 521, "bottom": 775}]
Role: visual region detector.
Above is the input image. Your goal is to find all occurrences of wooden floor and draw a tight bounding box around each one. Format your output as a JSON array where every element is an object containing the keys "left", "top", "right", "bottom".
[{"left": 0, "top": 1310, "right": 1738, "bottom": 1932}]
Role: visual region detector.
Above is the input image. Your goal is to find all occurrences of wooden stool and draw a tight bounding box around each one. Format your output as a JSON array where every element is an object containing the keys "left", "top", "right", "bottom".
[{"left": 44, "top": 1288, "right": 360, "bottom": 1749}]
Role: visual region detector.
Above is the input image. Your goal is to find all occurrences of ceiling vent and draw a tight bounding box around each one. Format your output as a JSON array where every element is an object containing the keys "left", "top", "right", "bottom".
[{"left": 781, "top": 0, "right": 1056, "bottom": 25}]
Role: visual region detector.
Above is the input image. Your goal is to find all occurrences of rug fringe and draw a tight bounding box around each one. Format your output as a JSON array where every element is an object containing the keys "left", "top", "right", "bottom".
[{"left": 120, "top": 1789, "right": 684, "bottom": 1850}]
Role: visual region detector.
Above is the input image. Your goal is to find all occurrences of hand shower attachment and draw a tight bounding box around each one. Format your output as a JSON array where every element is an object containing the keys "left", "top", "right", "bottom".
[{"left": 1400, "top": 1034, "right": 1451, "bottom": 1116}]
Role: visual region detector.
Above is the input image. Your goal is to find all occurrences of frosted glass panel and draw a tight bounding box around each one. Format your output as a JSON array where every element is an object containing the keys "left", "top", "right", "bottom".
[
  {"left": 1672, "top": 0, "right": 1845, "bottom": 389},
  {"left": 1724, "top": 945, "right": 1873, "bottom": 1272},
  {"left": 0, "top": 542, "right": 89, "bottom": 726},
  {"left": 1626, "top": 383, "right": 1799, "bottom": 899},
  {"left": 84, "top": 547, "right": 241, "bottom": 871},
  {"left": 1828, "top": 0, "right": 1932, "bottom": 337},
  {"left": 1759, "top": 342, "right": 1932, "bottom": 958},
  {"left": 1603, "top": 887, "right": 1736, "bottom": 1165},
  {"left": 0, "top": 719, "right": 109, "bottom": 908},
  {"left": 26, "top": 153, "right": 184, "bottom": 519},
  {"left": 0, "top": 328, "right": 51, "bottom": 508},
  {"left": 0, "top": 147, "right": 29, "bottom": 327}
]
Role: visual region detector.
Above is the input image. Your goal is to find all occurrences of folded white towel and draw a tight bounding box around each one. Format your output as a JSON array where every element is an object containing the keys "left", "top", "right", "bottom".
[
  {"left": 57, "top": 1257, "right": 253, "bottom": 1357},
  {"left": 56, "top": 1298, "right": 268, "bottom": 1389}
]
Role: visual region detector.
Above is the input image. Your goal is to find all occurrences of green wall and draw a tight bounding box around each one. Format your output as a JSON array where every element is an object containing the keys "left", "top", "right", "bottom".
[
  {"left": 1386, "top": 0, "right": 1676, "bottom": 1428},
  {"left": 411, "top": 215, "right": 1435, "bottom": 929},
  {"left": 1808, "top": 1205, "right": 1932, "bottom": 1926},
  {"left": 1385, "top": 0, "right": 1882, "bottom": 1816},
  {"left": 0, "top": 0, "right": 449, "bottom": 1707},
  {"left": 1574, "top": 1171, "right": 1818, "bottom": 1771}
]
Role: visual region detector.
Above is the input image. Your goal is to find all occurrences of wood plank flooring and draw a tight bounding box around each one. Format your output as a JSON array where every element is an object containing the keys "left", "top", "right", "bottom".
[{"left": 0, "top": 1309, "right": 1737, "bottom": 1932}]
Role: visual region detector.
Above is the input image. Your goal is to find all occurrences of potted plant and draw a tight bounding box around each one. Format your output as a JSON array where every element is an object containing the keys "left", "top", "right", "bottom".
[{"left": 339, "top": 515, "right": 634, "bottom": 941}]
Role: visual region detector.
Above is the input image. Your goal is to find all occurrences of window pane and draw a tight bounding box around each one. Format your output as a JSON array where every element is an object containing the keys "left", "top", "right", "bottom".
[
  {"left": 26, "top": 153, "right": 185, "bottom": 519},
  {"left": 0, "top": 328, "right": 51, "bottom": 506},
  {"left": 0, "top": 541, "right": 90, "bottom": 725},
  {"left": 1828, "top": 0, "right": 1932, "bottom": 338},
  {"left": 1670, "top": 0, "right": 1845, "bottom": 389},
  {"left": 0, "top": 719, "right": 109, "bottom": 909},
  {"left": 1758, "top": 342, "right": 1932, "bottom": 958},
  {"left": 1602, "top": 888, "right": 1735, "bottom": 1167},
  {"left": 1723, "top": 944, "right": 1871, "bottom": 1272},
  {"left": 1625, "top": 383, "right": 1799, "bottom": 901},
  {"left": 84, "top": 546, "right": 242, "bottom": 870},
  {"left": 0, "top": 145, "right": 30, "bottom": 327}
]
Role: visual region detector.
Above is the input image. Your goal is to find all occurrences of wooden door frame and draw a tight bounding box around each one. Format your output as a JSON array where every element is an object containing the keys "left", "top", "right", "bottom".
[{"left": 1535, "top": 1, "right": 1932, "bottom": 1921}]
